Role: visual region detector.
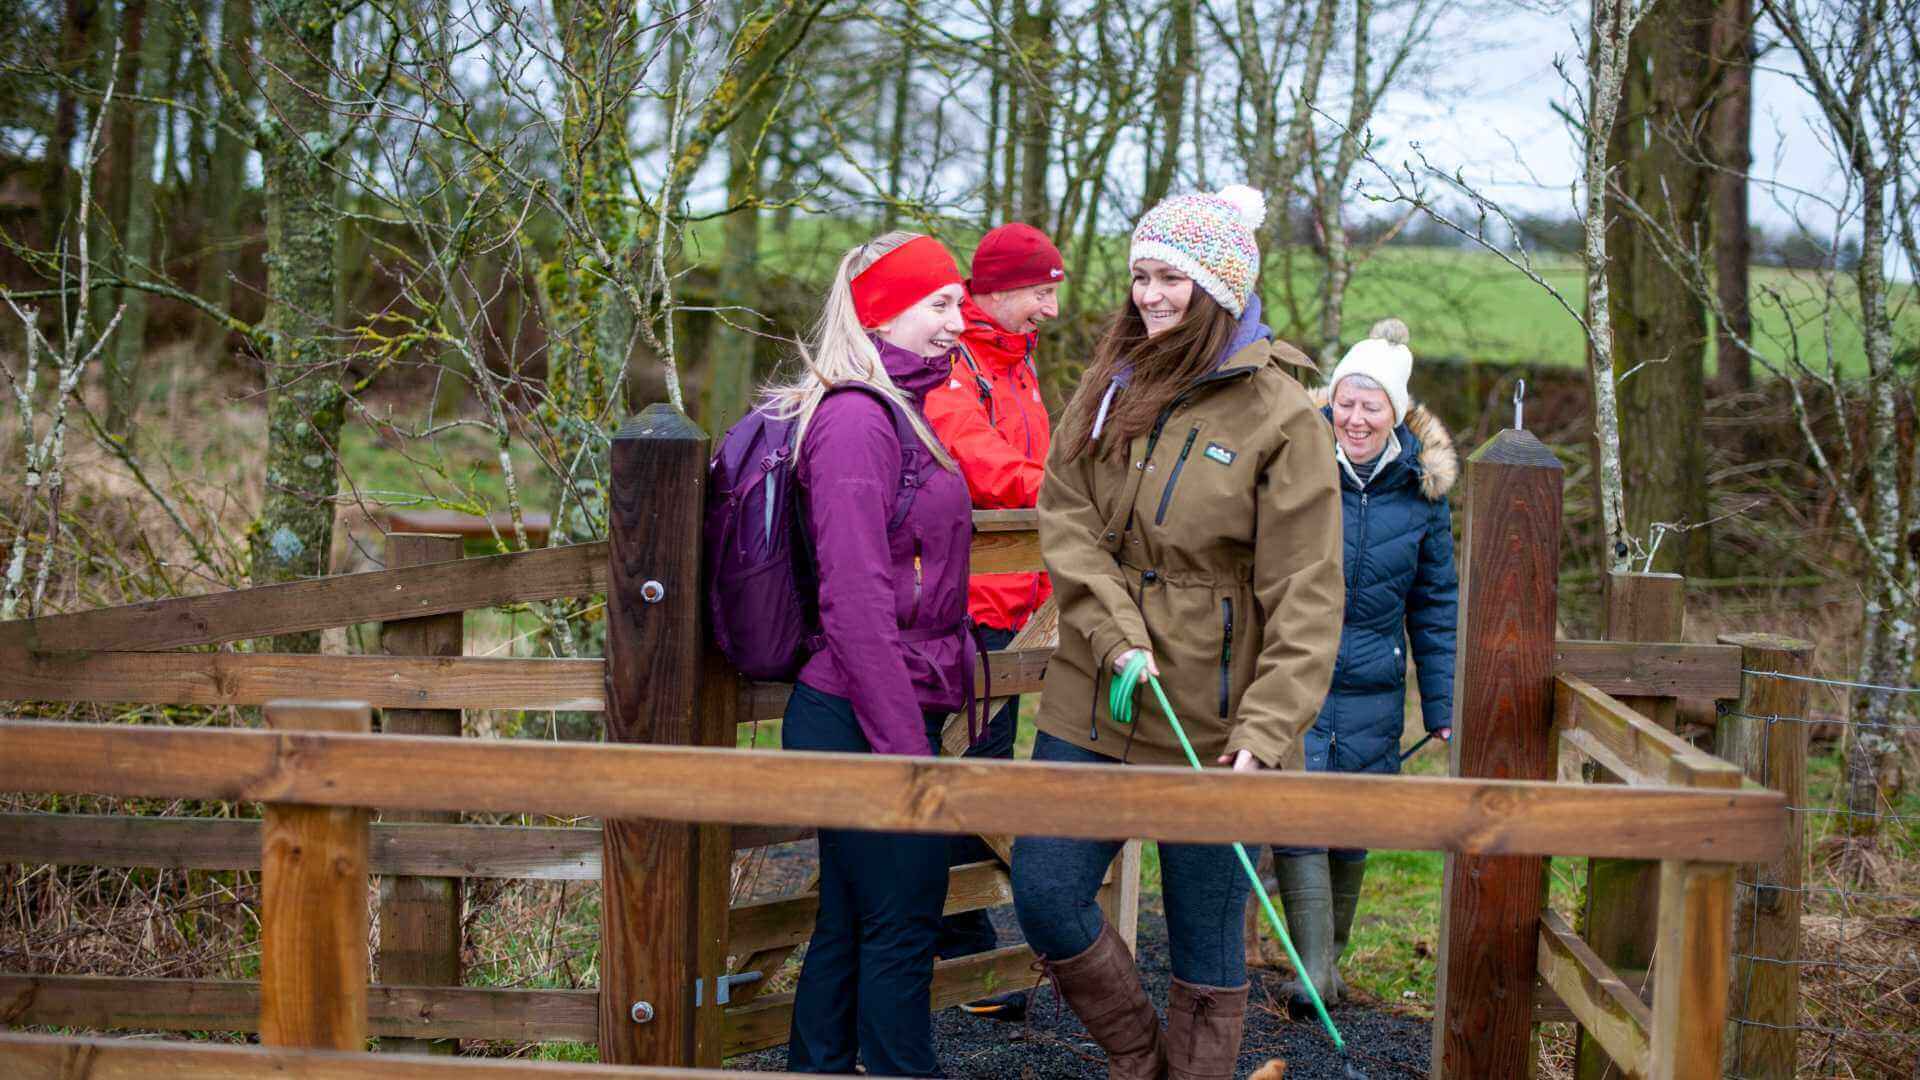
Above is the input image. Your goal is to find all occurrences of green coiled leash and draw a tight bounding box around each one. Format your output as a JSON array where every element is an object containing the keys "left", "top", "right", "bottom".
[{"left": 1109, "top": 651, "right": 1359, "bottom": 1068}]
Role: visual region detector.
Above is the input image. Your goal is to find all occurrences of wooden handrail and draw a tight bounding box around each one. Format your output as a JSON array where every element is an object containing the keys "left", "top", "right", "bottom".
[
  {"left": 0, "top": 815, "right": 810, "bottom": 878},
  {"left": 0, "top": 511, "right": 1043, "bottom": 654},
  {"left": 1554, "top": 675, "right": 1746, "bottom": 789},
  {"left": 0, "top": 719, "right": 1785, "bottom": 860}
]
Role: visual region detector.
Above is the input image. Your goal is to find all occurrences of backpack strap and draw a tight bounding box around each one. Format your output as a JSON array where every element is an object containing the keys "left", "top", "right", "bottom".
[
  {"left": 954, "top": 342, "right": 998, "bottom": 426},
  {"left": 820, "top": 383, "right": 926, "bottom": 531}
]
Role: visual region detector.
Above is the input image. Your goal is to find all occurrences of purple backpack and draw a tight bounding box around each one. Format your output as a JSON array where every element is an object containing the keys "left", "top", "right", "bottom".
[{"left": 705, "top": 386, "right": 928, "bottom": 680}]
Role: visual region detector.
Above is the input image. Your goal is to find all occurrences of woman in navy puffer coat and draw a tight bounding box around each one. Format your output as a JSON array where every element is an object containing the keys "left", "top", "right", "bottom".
[{"left": 1269, "top": 319, "right": 1458, "bottom": 1013}]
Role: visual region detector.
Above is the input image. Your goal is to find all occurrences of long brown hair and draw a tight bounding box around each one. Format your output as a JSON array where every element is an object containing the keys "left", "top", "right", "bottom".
[{"left": 1057, "top": 288, "right": 1242, "bottom": 461}]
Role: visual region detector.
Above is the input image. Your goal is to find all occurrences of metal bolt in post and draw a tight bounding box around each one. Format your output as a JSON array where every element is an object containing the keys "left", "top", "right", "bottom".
[
  {"left": 1513, "top": 379, "right": 1527, "bottom": 431},
  {"left": 629, "top": 1001, "right": 654, "bottom": 1024},
  {"left": 639, "top": 580, "right": 666, "bottom": 604}
]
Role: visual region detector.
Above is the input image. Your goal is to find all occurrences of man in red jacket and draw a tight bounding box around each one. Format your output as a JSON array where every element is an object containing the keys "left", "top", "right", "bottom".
[{"left": 925, "top": 222, "right": 1060, "bottom": 1020}]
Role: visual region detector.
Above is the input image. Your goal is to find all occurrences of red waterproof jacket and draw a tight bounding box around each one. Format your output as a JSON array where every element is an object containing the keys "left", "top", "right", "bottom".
[{"left": 924, "top": 294, "right": 1053, "bottom": 633}]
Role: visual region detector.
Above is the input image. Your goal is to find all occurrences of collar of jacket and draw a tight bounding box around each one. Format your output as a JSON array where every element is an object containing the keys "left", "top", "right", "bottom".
[
  {"left": 870, "top": 334, "right": 956, "bottom": 404},
  {"left": 958, "top": 294, "right": 1035, "bottom": 374}
]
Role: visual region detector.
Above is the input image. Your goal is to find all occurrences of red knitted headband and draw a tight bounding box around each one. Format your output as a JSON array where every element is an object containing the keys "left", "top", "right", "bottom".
[{"left": 850, "top": 235, "right": 963, "bottom": 329}]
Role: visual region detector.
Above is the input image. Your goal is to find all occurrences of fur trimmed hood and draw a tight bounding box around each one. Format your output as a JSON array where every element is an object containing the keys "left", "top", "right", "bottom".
[{"left": 1309, "top": 385, "right": 1458, "bottom": 501}]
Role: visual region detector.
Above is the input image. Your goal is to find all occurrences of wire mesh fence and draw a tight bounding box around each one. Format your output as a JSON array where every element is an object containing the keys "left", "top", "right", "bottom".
[{"left": 1723, "top": 671, "right": 1920, "bottom": 1080}]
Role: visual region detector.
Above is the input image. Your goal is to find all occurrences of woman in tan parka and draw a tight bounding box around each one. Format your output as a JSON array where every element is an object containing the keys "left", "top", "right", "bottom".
[{"left": 1010, "top": 185, "right": 1344, "bottom": 1080}]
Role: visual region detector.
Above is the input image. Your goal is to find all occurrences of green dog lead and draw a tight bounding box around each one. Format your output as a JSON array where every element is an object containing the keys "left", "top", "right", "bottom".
[{"left": 1110, "top": 651, "right": 1367, "bottom": 1078}]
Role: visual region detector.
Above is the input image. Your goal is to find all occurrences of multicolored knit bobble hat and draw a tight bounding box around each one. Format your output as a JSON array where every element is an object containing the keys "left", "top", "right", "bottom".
[{"left": 1129, "top": 184, "right": 1267, "bottom": 318}]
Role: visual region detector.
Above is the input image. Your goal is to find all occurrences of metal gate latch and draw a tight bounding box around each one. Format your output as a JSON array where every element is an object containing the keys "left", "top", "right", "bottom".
[{"left": 694, "top": 970, "right": 764, "bottom": 1006}]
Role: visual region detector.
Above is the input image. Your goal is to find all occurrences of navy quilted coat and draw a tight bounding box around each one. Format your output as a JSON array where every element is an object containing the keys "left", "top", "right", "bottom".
[{"left": 1304, "top": 395, "right": 1459, "bottom": 775}]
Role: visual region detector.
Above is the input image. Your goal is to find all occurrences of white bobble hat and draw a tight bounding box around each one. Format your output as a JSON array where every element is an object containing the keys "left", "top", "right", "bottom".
[{"left": 1328, "top": 318, "right": 1414, "bottom": 423}]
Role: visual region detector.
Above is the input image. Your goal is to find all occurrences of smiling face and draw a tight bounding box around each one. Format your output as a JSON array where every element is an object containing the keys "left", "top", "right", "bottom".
[
  {"left": 1131, "top": 259, "right": 1194, "bottom": 338},
  {"left": 877, "top": 283, "right": 968, "bottom": 357},
  {"left": 977, "top": 282, "right": 1060, "bottom": 335},
  {"left": 1331, "top": 377, "right": 1395, "bottom": 464}
]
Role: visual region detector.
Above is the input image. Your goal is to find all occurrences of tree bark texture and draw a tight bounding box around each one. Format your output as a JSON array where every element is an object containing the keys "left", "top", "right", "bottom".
[
  {"left": 1014, "top": 0, "right": 1054, "bottom": 226},
  {"left": 104, "top": 0, "right": 173, "bottom": 441},
  {"left": 249, "top": 0, "right": 344, "bottom": 653},
  {"left": 1601, "top": 0, "right": 1712, "bottom": 576},
  {"left": 40, "top": 0, "right": 102, "bottom": 251},
  {"left": 1707, "top": 0, "right": 1754, "bottom": 390},
  {"left": 704, "top": 75, "right": 774, "bottom": 434},
  {"left": 1142, "top": 0, "right": 1192, "bottom": 208},
  {"left": 196, "top": 0, "right": 253, "bottom": 359}
]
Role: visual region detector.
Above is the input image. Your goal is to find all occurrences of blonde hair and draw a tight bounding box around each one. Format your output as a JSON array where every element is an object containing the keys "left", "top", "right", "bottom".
[{"left": 759, "top": 231, "right": 956, "bottom": 472}]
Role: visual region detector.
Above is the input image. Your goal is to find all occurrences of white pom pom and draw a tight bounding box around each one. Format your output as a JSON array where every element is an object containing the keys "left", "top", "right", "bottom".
[
  {"left": 1216, "top": 184, "right": 1267, "bottom": 230},
  {"left": 1368, "top": 317, "right": 1410, "bottom": 346}
]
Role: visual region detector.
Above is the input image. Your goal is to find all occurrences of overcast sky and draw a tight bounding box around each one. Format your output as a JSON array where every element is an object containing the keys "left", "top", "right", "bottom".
[{"left": 1357, "top": 4, "right": 1894, "bottom": 272}]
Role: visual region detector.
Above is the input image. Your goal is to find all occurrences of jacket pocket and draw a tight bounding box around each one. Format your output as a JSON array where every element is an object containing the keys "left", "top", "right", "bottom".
[
  {"left": 1218, "top": 596, "right": 1233, "bottom": 718},
  {"left": 1153, "top": 426, "right": 1202, "bottom": 526}
]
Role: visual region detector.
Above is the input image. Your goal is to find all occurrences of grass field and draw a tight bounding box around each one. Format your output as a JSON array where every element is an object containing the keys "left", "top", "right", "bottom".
[{"left": 690, "top": 216, "right": 1913, "bottom": 374}]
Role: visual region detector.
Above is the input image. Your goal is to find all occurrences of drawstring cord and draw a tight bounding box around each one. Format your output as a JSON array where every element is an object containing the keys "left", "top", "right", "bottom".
[{"left": 1108, "top": 652, "right": 1349, "bottom": 1056}]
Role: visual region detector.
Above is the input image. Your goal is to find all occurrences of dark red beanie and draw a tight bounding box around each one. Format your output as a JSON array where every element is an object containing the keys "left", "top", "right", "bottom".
[{"left": 968, "top": 223, "right": 1066, "bottom": 295}]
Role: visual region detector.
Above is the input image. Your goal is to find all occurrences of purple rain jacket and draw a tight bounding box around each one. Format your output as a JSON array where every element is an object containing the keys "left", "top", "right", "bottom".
[{"left": 794, "top": 338, "right": 976, "bottom": 756}]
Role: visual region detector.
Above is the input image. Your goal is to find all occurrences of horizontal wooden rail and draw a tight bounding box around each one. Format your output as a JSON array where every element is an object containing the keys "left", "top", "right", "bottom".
[
  {"left": 729, "top": 860, "right": 1011, "bottom": 956},
  {"left": 1555, "top": 675, "right": 1746, "bottom": 789},
  {"left": 724, "top": 945, "right": 1037, "bottom": 1055},
  {"left": 0, "top": 815, "right": 812, "bottom": 878},
  {"left": 0, "top": 647, "right": 1045, "bottom": 716},
  {"left": 741, "top": 646, "right": 1051, "bottom": 721},
  {"left": 0, "top": 1031, "right": 806, "bottom": 1078},
  {"left": 0, "top": 945, "right": 1037, "bottom": 1055},
  {"left": 0, "top": 512, "right": 1042, "bottom": 654},
  {"left": 0, "top": 654, "right": 607, "bottom": 711},
  {"left": 0, "top": 975, "right": 597, "bottom": 1042},
  {"left": 1552, "top": 640, "right": 1743, "bottom": 700},
  {"left": 0, "top": 543, "right": 611, "bottom": 653},
  {"left": 1537, "top": 910, "right": 1652, "bottom": 1076},
  {"left": 0, "top": 720, "right": 1786, "bottom": 860}
]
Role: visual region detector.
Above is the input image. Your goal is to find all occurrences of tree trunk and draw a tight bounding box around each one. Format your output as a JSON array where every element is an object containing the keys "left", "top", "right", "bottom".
[
  {"left": 1708, "top": 0, "right": 1754, "bottom": 390},
  {"left": 88, "top": 0, "right": 141, "bottom": 346},
  {"left": 104, "top": 0, "right": 173, "bottom": 441},
  {"left": 1142, "top": 0, "right": 1192, "bottom": 208},
  {"left": 704, "top": 90, "right": 771, "bottom": 434},
  {"left": 1014, "top": 0, "right": 1053, "bottom": 226},
  {"left": 882, "top": 10, "right": 913, "bottom": 232},
  {"left": 1603, "top": 0, "right": 1714, "bottom": 576},
  {"left": 249, "top": 0, "right": 343, "bottom": 653},
  {"left": 40, "top": 0, "right": 101, "bottom": 252},
  {"left": 197, "top": 0, "right": 252, "bottom": 361}
]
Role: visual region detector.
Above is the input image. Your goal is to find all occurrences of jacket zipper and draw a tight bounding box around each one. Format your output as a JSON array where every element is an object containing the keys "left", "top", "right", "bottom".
[
  {"left": 1154, "top": 426, "right": 1201, "bottom": 525},
  {"left": 1128, "top": 367, "right": 1257, "bottom": 536},
  {"left": 1218, "top": 596, "right": 1233, "bottom": 718},
  {"left": 1353, "top": 491, "right": 1372, "bottom": 585},
  {"left": 909, "top": 539, "right": 923, "bottom": 627}
]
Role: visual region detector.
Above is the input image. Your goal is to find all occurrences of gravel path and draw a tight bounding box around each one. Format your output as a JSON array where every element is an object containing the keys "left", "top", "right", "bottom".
[{"left": 730, "top": 854, "right": 1432, "bottom": 1080}]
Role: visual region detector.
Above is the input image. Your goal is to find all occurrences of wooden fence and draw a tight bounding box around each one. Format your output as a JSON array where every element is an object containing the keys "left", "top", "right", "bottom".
[{"left": 0, "top": 405, "right": 1800, "bottom": 1079}]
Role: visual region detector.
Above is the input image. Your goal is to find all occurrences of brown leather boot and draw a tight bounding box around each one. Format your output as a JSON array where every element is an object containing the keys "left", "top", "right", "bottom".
[
  {"left": 1044, "top": 923, "right": 1166, "bottom": 1080},
  {"left": 1165, "top": 978, "right": 1250, "bottom": 1080}
]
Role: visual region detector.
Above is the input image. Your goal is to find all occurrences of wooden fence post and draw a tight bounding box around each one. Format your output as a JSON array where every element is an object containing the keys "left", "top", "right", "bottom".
[
  {"left": 259, "top": 699, "right": 372, "bottom": 1050},
  {"left": 1431, "top": 428, "right": 1562, "bottom": 1080},
  {"left": 1575, "top": 571, "right": 1684, "bottom": 1080},
  {"left": 377, "top": 533, "right": 464, "bottom": 1054},
  {"left": 600, "top": 405, "right": 733, "bottom": 1067},
  {"left": 1715, "top": 633, "right": 1813, "bottom": 1079},
  {"left": 1651, "top": 859, "right": 1734, "bottom": 1079}
]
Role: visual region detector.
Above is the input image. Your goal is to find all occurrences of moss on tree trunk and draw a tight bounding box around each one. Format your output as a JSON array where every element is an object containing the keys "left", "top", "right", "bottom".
[{"left": 248, "top": 0, "right": 342, "bottom": 654}]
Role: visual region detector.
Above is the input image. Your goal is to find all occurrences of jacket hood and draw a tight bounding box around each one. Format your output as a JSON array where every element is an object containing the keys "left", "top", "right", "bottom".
[
  {"left": 1309, "top": 386, "right": 1458, "bottom": 501},
  {"left": 871, "top": 335, "right": 957, "bottom": 403},
  {"left": 958, "top": 294, "right": 1036, "bottom": 373}
]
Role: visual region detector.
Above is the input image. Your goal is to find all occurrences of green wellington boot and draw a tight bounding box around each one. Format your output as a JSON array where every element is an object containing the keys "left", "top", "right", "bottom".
[
  {"left": 1271, "top": 853, "right": 1338, "bottom": 1011},
  {"left": 1327, "top": 856, "right": 1369, "bottom": 1003}
]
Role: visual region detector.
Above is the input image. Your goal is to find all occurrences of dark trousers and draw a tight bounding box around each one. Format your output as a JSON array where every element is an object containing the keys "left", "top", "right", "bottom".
[
  {"left": 935, "top": 625, "right": 1021, "bottom": 960},
  {"left": 782, "top": 681, "right": 949, "bottom": 1077},
  {"left": 1011, "top": 732, "right": 1252, "bottom": 987}
]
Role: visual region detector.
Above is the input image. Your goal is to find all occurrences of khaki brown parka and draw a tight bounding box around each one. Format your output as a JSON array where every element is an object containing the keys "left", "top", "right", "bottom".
[{"left": 1036, "top": 332, "right": 1344, "bottom": 769}]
